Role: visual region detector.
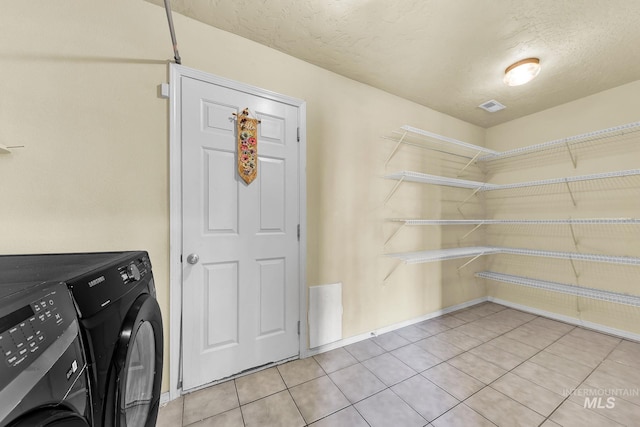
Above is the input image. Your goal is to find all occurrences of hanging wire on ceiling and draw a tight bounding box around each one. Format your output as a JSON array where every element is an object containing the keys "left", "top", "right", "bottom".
[{"left": 163, "top": 0, "right": 182, "bottom": 64}]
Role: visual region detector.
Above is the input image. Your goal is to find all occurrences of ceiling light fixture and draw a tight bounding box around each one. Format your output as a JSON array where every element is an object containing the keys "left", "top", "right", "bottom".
[{"left": 503, "top": 58, "right": 541, "bottom": 86}]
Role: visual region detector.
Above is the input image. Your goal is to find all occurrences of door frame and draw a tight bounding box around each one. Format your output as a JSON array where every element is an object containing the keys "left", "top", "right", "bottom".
[{"left": 167, "top": 64, "right": 308, "bottom": 400}]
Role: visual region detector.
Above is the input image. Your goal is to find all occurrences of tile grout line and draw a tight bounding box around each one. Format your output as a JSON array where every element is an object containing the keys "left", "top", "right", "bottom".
[
  {"left": 421, "top": 305, "right": 514, "bottom": 426},
  {"left": 543, "top": 338, "right": 626, "bottom": 426},
  {"left": 232, "top": 379, "right": 246, "bottom": 427},
  {"left": 421, "top": 306, "right": 583, "bottom": 425},
  {"left": 464, "top": 318, "right": 625, "bottom": 425},
  {"left": 171, "top": 303, "right": 634, "bottom": 427},
  {"left": 306, "top": 351, "right": 373, "bottom": 426},
  {"left": 317, "top": 317, "right": 629, "bottom": 427},
  {"left": 459, "top": 314, "right": 577, "bottom": 424},
  {"left": 391, "top": 304, "right": 513, "bottom": 425},
  {"left": 274, "top": 361, "right": 310, "bottom": 426},
  {"left": 323, "top": 306, "right": 527, "bottom": 424}
]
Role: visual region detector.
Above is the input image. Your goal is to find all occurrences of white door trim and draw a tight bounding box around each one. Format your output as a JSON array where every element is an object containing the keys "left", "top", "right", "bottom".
[{"left": 167, "top": 64, "right": 307, "bottom": 401}]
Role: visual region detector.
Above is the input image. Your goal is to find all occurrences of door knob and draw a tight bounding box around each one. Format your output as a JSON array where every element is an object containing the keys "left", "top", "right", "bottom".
[{"left": 186, "top": 253, "right": 200, "bottom": 265}]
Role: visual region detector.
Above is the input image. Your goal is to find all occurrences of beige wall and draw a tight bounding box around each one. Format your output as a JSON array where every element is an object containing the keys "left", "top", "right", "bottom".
[
  {"left": 0, "top": 1, "right": 485, "bottom": 393},
  {"left": 484, "top": 80, "right": 640, "bottom": 334}
]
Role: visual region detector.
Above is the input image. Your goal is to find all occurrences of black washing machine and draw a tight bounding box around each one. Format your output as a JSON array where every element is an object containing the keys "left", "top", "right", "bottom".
[
  {"left": 0, "top": 252, "right": 163, "bottom": 427},
  {"left": 0, "top": 280, "right": 91, "bottom": 426}
]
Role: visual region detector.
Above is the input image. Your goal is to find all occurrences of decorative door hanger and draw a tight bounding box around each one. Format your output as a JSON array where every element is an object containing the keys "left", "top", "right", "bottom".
[{"left": 233, "top": 108, "right": 261, "bottom": 185}]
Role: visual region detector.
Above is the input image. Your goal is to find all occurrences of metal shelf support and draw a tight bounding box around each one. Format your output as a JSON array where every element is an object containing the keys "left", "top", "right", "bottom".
[
  {"left": 384, "top": 176, "right": 404, "bottom": 205},
  {"left": 457, "top": 252, "right": 485, "bottom": 271},
  {"left": 568, "top": 220, "right": 579, "bottom": 248},
  {"left": 564, "top": 179, "right": 577, "bottom": 207},
  {"left": 384, "top": 260, "right": 402, "bottom": 282},
  {"left": 384, "top": 131, "right": 407, "bottom": 167},
  {"left": 568, "top": 258, "right": 580, "bottom": 279},
  {"left": 457, "top": 185, "right": 484, "bottom": 215},
  {"left": 384, "top": 223, "right": 405, "bottom": 246},
  {"left": 460, "top": 222, "right": 485, "bottom": 241},
  {"left": 565, "top": 141, "right": 578, "bottom": 168},
  {"left": 457, "top": 151, "right": 483, "bottom": 177}
]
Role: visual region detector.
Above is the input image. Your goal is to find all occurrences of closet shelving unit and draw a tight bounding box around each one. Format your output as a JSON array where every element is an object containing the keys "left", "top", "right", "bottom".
[{"left": 382, "top": 122, "right": 640, "bottom": 306}]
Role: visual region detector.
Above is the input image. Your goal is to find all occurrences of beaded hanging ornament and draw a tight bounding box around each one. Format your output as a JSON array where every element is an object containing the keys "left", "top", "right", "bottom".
[{"left": 233, "top": 108, "right": 260, "bottom": 184}]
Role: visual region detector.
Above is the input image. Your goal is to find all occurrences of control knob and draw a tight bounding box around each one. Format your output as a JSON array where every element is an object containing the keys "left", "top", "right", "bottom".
[{"left": 126, "top": 264, "right": 141, "bottom": 281}]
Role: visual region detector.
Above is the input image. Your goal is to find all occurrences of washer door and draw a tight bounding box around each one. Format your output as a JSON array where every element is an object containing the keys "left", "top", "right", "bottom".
[
  {"left": 105, "top": 293, "right": 163, "bottom": 427},
  {"left": 8, "top": 408, "right": 89, "bottom": 427}
]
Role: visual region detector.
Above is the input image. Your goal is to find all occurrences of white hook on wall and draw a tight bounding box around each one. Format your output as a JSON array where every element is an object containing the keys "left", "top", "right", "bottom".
[{"left": 0, "top": 144, "right": 25, "bottom": 154}]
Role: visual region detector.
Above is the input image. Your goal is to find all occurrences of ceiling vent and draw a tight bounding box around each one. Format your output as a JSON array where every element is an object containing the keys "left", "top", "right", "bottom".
[{"left": 479, "top": 99, "right": 506, "bottom": 113}]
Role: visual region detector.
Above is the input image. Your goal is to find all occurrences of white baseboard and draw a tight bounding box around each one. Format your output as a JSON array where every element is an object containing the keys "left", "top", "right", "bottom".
[
  {"left": 303, "top": 296, "right": 489, "bottom": 358},
  {"left": 160, "top": 391, "right": 170, "bottom": 406},
  {"left": 488, "top": 297, "right": 640, "bottom": 343}
]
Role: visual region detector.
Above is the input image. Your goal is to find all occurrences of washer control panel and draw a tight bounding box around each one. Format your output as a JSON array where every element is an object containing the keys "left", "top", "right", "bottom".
[
  {"left": 117, "top": 255, "right": 150, "bottom": 285},
  {"left": 0, "top": 283, "right": 72, "bottom": 375},
  {"left": 67, "top": 254, "right": 152, "bottom": 319}
]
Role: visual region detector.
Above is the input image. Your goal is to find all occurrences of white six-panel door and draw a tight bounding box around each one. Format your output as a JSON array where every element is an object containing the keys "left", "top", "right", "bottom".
[{"left": 180, "top": 76, "right": 300, "bottom": 390}]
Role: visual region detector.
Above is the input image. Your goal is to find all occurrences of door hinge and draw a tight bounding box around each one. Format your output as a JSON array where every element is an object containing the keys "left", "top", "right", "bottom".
[
  {"left": 297, "top": 320, "right": 300, "bottom": 335},
  {"left": 297, "top": 224, "right": 300, "bottom": 241},
  {"left": 297, "top": 127, "right": 300, "bottom": 142}
]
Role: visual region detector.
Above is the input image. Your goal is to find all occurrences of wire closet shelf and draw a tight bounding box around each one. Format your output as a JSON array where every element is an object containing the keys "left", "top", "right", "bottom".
[
  {"left": 384, "top": 169, "right": 640, "bottom": 192},
  {"left": 385, "top": 247, "right": 640, "bottom": 266},
  {"left": 384, "top": 120, "right": 640, "bottom": 164},
  {"left": 476, "top": 271, "right": 640, "bottom": 307}
]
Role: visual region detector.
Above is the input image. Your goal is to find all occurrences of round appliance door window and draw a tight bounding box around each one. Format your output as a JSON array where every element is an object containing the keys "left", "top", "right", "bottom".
[
  {"left": 111, "top": 293, "right": 163, "bottom": 427},
  {"left": 124, "top": 321, "right": 156, "bottom": 426}
]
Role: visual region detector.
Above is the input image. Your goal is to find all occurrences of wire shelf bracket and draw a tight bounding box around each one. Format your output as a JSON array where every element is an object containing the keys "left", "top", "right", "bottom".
[
  {"left": 384, "top": 222, "right": 406, "bottom": 246},
  {"left": 565, "top": 141, "right": 578, "bottom": 168},
  {"left": 457, "top": 151, "right": 483, "bottom": 177},
  {"left": 564, "top": 178, "right": 577, "bottom": 207},
  {"left": 383, "top": 176, "right": 405, "bottom": 205},
  {"left": 384, "top": 131, "right": 408, "bottom": 167},
  {"left": 383, "top": 260, "right": 403, "bottom": 283}
]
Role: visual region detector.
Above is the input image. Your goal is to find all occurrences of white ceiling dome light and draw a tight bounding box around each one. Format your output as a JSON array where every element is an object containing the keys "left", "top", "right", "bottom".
[{"left": 503, "top": 58, "right": 541, "bottom": 86}]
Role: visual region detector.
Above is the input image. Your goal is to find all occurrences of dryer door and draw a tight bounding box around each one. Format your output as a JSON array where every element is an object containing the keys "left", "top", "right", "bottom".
[
  {"left": 105, "top": 294, "right": 163, "bottom": 427},
  {"left": 8, "top": 408, "right": 89, "bottom": 427}
]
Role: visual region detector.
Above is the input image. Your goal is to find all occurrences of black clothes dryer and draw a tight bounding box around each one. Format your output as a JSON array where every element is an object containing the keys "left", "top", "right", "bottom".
[
  {"left": 0, "top": 252, "right": 163, "bottom": 427},
  {"left": 0, "top": 281, "right": 91, "bottom": 427}
]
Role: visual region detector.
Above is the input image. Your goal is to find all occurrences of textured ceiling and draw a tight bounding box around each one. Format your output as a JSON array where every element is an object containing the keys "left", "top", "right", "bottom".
[{"left": 150, "top": 0, "right": 640, "bottom": 128}]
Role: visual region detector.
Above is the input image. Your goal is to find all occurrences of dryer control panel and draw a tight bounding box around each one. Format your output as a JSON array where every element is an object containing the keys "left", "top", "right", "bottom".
[
  {"left": 0, "top": 282, "right": 74, "bottom": 384},
  {"left": 66, "top": 253, "right": 152, "bottom": 318}
]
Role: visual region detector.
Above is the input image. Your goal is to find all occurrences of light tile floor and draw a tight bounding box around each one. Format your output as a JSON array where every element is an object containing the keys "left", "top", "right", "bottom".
[{"left": 157, "top": 302, "right": 640, "bottom": 426}]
